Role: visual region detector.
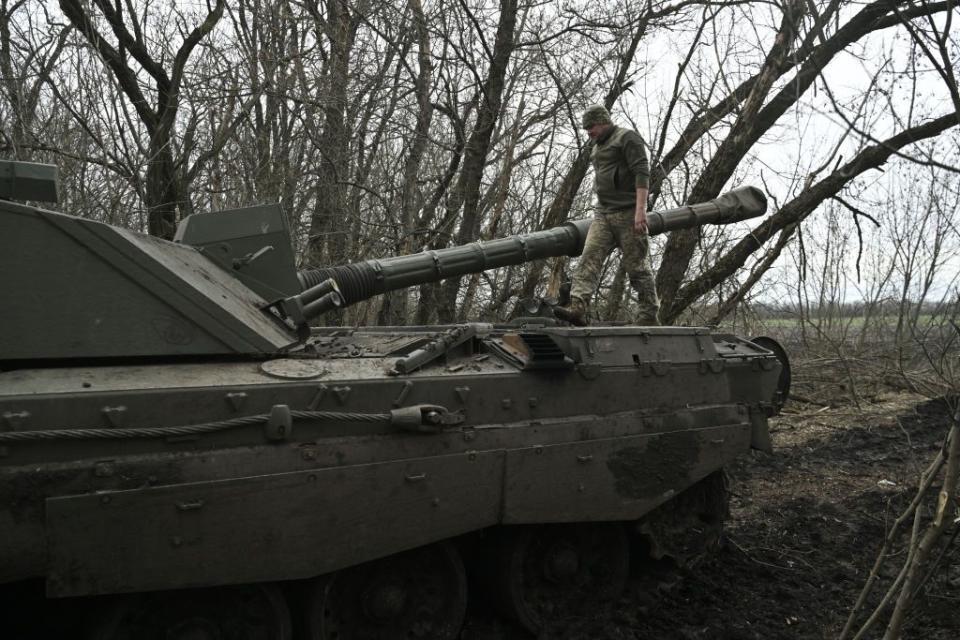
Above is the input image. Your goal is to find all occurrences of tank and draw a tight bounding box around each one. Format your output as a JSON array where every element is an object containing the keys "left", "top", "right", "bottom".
[{"left": 0, "top": 161, "right": 788, "bottom": 639}]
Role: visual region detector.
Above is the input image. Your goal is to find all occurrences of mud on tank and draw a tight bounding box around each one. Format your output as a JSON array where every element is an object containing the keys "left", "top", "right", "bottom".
[{"left": 0, "top": 161, "right": 789, "bottom": 639}]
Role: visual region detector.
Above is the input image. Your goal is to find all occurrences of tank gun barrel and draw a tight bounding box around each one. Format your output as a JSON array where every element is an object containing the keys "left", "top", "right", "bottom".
[
  {"left": 297, "top": 186, "right": 766, "bottom": 309},
  {"left": 645, "top": 185, "right": 765, "bottom": 235},
  {"left": 297, "top": 218, "right": 591, "bottom": 309}
]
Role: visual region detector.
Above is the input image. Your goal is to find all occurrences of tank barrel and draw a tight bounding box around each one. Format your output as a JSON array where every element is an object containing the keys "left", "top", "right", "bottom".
[
  {"left": 298, "top": 186, "right": 766, "bottom": 307},
  {"left": 298, "top": 219, "right": 593, "bottom": 306},
  {"left": 646, "top": 185, "right": 766, "bottom": 235}
]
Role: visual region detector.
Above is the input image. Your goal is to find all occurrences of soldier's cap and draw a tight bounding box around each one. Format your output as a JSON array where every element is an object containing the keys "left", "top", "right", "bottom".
[{"left": 581, "top": 104, "right": 612, "bottom": 129}]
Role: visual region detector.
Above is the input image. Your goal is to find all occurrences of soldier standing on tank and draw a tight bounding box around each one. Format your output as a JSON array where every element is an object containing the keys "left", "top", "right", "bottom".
[{"left": 555, "top": 104, "right": 661, "bottom": 326}]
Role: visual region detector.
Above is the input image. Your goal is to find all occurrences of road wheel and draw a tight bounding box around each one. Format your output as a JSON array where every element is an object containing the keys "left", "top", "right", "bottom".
[
  {"left": 304, "top": 542, "right": 467, "bottom": 640},
  {"left": 488, "top": 522, "right": 629, "bottom": 634}
]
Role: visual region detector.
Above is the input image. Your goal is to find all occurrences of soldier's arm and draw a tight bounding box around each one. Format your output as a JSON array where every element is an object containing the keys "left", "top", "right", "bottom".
[
  {"left": 635, "top": 187, "right": 649, "bottom": 233},
  {"left": 622, "top": 131, "right": 651, "bottom": 233}
]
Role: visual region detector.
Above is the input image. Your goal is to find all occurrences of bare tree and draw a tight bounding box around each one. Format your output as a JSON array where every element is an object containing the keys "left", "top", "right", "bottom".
[
  {"left": 0, "top": 0, "right": 70, "bottom": 157},
  {"left": 656, "top": 0, "right": 959, "bottom": 323},
  {"left": 304, "top": 0, "right": 363, "bottom": 265},
  {"left": 426, "top": 0, "right": 519, "bottom": 322},
  {"left": 57, "top": 0, "right": 226, "bottom": 238},
  {"left": 378, "top": 0, "right": 435, "bottom": 324}
]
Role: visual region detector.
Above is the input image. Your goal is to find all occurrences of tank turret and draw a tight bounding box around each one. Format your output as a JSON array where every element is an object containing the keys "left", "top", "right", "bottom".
[{"left": 0, "top": 163, "right": 765, "bottom": 361}]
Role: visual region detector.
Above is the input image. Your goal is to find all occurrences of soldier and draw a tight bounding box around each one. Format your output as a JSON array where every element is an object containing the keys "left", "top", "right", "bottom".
[{"left": 555, "top": 104, "right": 661, "bottom": 326}]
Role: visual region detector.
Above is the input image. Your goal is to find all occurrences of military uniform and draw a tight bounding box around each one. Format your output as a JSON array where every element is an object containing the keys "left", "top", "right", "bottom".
[{"left": 566, "top": 115, "right": 661, "bottom": 325}]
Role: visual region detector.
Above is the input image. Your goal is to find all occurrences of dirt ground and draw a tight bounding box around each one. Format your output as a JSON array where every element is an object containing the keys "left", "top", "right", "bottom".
[{"left": 463, "top": 383, "right": 960, "bottom": 639}]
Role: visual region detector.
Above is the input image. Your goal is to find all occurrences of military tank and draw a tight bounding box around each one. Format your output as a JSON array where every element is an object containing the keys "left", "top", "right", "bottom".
[{"left": 0, "top": 160, "right": 788, "bottom": 639}]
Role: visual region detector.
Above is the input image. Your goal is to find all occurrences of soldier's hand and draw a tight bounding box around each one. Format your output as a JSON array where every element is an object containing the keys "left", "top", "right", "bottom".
[{"left": 634, "top": 210, "right": 648, "bottom": 234}]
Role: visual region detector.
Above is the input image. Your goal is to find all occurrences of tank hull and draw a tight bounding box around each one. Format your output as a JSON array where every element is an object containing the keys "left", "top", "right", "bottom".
[{"left": 0, "top": 324, "right": 779, "bottom": 598}]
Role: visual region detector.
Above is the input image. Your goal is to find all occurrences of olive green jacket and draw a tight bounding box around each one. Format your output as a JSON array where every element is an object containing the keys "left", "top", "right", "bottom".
[{"left": 591, "top": 125, "right": 650, "bottom": 213}]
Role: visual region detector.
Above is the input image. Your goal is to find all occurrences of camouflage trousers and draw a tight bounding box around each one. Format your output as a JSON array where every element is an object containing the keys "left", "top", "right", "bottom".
[{"left": 569, "top": 207, "right": 661, "bottom": 324}]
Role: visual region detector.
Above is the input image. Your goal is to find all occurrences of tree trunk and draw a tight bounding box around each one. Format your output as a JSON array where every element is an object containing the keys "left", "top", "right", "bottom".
[
  {"left": 436, "top": 0, "right": 519, "bottom": 322},
  {"left": 380, "top": 0, "right": 434, "bottom": 326},
  {"left": 306, "top": 0, "right": 354, "bottom": 267}
]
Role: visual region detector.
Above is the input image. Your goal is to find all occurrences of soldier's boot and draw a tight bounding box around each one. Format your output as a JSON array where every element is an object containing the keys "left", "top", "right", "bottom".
[
  {"left": 554, "top": 296, "right": 589, "bottom": 326},
  {"left": 634, "top": 281, "right": 661, "bottom": 326},
  {"left": 635, "top": 301, "right": 661, "bottom": 325}
]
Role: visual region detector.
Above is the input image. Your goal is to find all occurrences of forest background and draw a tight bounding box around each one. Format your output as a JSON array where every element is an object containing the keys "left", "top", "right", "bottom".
[
  {"left": 1, "top": 0, "right": 959, "bottom": 335},
  {"left": 3, "top": 1, "right": 960, "bottom": 636}
]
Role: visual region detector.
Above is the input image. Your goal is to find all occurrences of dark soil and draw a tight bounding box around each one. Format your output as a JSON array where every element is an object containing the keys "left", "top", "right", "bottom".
[{"left": 463, "top": 393, "right": 960, "bottom": 639}]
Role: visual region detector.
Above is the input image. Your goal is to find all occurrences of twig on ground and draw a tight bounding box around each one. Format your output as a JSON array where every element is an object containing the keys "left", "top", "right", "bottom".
[
  {"left": 839, "top": 451, "right": 945, "bottom": 640},
  {"left": 882, "top": 421, "right": 960, "bottom": 639},
  {"left": 726, "top": 536, "right": 800, "bottom": 572},
  {"left": 848, "top": 518, "right": 916, "bottom": 640},
  {"left": 911, "top": 525, "right": 960, "bottom": 603}
]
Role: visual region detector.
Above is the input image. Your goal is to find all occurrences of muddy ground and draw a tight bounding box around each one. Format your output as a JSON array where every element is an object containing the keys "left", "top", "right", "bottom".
[{"left": 463, "top": 385, "right": 960, "bottom": 639}]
